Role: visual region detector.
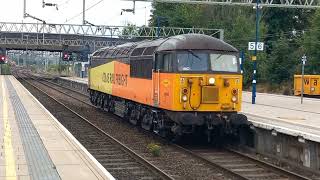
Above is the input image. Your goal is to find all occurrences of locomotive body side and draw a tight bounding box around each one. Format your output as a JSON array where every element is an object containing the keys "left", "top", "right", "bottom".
[
  {"left": 89, "top": 62, "right": 243, "bottom": 111},
  {"left": 89, "top": 61, "right": 154, "bottom": 106}
]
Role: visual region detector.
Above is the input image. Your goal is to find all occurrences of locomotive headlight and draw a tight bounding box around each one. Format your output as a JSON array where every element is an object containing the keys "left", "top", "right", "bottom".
[
  {"left": 182, "top": 95, "right": 188, "bottom": 102},
  {"left": 209, "top": 77, "right": 215, "bottom": 85},
  {"left": 311, "top": 87, "right": 315, "bottom": 91},
  {"left": 231, "top": 96, "right": 237, "bottom": 102}
]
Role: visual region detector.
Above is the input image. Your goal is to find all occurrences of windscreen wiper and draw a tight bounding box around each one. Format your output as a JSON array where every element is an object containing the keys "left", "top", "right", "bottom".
[
  {"left": 188, "top": 50, "right": 202, "bottom": 61},
  {"left": 215, "top": 54, "right": 223, "bottom": 61}
]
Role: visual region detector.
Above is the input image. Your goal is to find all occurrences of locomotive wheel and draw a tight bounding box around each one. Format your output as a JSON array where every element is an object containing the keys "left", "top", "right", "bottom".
[
  {"left": 153, "top": 116, "right": 167, "bottom": 137},
  {"left": 90, "top": 94, "right": 95, "bottom": 104},
  {"left": 96, "top": 94, "right": 102, "bottom": 108},
  {"left": 99, "top": 95, "right": 105, "bottom": 109},
  {"left": 103, "top": 98, "right": 109, "bottom": 112},
  {"left": 93, "top": 92, "right": 98, "bottom": 106},
  {"left": 141, "top": 111, "right": 153, "bottom": 131},
  {"left": 129, "top": 108, "right": 138, "bottom": 125},
  {"left": 108, "top": 100, "right": 115, "bottom": 113},
  {"left": 89, "top": 91, "right": 96, "bottom": 105}
]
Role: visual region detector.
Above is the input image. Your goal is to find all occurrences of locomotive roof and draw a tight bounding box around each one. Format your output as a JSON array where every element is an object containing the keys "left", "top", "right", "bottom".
[
  {"left": 92, "top": 34, "right": 237, "bottom": 59},
  {"left": 135, "top": 34, "right": 238, "bottom": 52}
]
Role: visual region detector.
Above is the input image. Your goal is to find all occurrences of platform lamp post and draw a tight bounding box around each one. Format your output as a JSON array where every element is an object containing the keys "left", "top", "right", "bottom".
[
  {"left": 156, "top": 16, "right": 167, "bottom": 38},
  {"left": 24, "top": 34, "right": 29, "bottom": 67},
  {"left": 301, "top": 54, "right": 307, "bottom": 104},
  {"left": 251, "top": 0, "right": 262, "bottom": 104},
  {"left": 83, "top": 0, "right": 86, "bottom": 25}
]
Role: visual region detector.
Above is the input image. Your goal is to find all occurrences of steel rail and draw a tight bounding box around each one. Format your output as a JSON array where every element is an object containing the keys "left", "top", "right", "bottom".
[
  {"left": 169, "top": 141, "right": 313, "bottom": 180},
  {"left": 226, "top": 147, "right": 313, "bottom": 180}
]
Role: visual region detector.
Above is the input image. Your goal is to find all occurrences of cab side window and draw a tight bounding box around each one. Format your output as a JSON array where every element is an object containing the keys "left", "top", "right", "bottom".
[
  {"left": 155, "top": 53, "right": 163, "bottom": 70},
  {"left": 163, "top": 54, "right": 172, "bottom": 72},
  {"left": 155, "top": 53, "right": 173, "bottom": 72}
]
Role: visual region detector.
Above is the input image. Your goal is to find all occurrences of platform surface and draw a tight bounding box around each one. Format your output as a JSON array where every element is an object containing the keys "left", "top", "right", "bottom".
[
  {"left": 60, "top": 76, "right": 320, "bottom": 142},
  {"left": 242, "top": 92, "right": 320, "bottom": 142},
  {"left": 0, "top": 75, "right": 114, "bottom": 180},
  {"left": 60, "top": 76, "right": 88, "bottom": 84}
]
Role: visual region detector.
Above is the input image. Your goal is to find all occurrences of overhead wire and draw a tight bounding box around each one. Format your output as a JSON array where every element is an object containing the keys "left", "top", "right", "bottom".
[
  {"left": 226, "top": 27, "right": 312, "bottom": 43},
  {"left": 65, "top": 0, "right": 104, "bottom": 23},
  {"left": 101, "top": 4, "right": 152, "bottom": 26},
  {"left": 59, "top": 0, "right": 71, "bottom": 7}
]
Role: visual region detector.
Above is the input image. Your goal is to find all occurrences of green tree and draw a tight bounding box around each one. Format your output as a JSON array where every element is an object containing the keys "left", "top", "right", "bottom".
[
  {"left": 263, "top": 9, "right": 314, "bottom": 55},
  {"left": 267, "top": 33, "right": 299, "bottom": 84},
  {"left": 303, "top": 10, "right": 320, "bottom": 74},
  {"left": 148, "top": 3, "right": 316, "bottom": 90}
]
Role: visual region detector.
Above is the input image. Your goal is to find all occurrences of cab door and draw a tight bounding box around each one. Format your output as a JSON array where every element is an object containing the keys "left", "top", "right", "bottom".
[
  {"left": 153, "top": 53, "right": 165, "bottom": 107},
  {"left": 152, "top": 69, "right": 160, "bottom": 107},
  {"left": 153, "top": 53, "right": 173, "bottom": 107}
]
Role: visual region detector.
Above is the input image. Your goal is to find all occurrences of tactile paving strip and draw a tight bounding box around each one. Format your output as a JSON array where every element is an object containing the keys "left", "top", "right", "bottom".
[{"left": 5, "top": 77, "right": 61, "bottom": 180}]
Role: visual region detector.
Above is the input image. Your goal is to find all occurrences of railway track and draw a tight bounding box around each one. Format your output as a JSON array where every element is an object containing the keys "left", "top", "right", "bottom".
[
  {"left": 15, "top": 71, "right": 317, "bottom": 180},
  {"left": 17, "top": 74, "right": 172, "bottom": 180},
  {"left": 184, "top": 147, "right": 313, "bottom": 180}
]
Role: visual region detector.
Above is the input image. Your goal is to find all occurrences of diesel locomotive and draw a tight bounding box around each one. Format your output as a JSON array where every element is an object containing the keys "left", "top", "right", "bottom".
[{"left": 88, "top": 34, "right": 250, "bottom": 141}]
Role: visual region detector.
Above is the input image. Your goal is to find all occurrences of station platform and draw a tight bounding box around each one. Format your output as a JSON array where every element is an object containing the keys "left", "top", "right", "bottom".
[
  {"left": 0, "top": 75, "right": 114, "bottom": 180},
  {"left": 242, "top": 92, "right": 320, "bottom": 143},
  {"left": 58, "top": 76, "right": 320, "bottom": 143},
  {"left": 60, "top": 76, "right": 88, "bottom": 84}
]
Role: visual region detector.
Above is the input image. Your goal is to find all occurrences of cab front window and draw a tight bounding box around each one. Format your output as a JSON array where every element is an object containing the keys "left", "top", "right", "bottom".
[
  {"left": 210, "top": 54, "right": 238, "bottom": 72},
  {"left": 156, "top": 51, "right": 239, "bottom": 73},
  {"left": 177, "top": 51, "right": 208, "bottom": 71}
]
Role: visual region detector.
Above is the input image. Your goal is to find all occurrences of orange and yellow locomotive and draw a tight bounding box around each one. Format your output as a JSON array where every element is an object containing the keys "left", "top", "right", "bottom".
[{"left": 89, "top": 34, "right": 249, "bottom": 140}]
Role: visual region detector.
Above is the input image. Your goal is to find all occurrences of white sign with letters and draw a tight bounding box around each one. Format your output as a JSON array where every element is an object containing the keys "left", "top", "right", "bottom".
[{"left": 248, "top": 42, "right": 264, "bottom": 51}]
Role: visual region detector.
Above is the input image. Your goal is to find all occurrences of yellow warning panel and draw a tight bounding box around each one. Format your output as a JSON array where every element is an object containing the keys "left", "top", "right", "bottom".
[{"left": 89, "top": 61, "right": 115, "bottom": 94}]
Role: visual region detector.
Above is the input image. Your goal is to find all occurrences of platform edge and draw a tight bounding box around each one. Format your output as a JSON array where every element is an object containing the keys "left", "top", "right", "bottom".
[{"left": 16, "top": 76, "right": 115, "bottom": 180}]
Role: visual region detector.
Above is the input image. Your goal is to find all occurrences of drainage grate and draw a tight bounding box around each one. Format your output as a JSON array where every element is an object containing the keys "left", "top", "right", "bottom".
[{"left": 5, "top": 77, "right": 61, "bottom": 180}]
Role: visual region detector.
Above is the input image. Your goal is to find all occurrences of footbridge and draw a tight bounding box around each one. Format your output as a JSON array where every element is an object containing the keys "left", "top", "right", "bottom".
[{"left": 0, "top": 22, "right": 223, "bottom": 53}]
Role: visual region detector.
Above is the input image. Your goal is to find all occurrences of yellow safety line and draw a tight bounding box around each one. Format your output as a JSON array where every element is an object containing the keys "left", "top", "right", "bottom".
[{"left": 2, "top": 76, "right": 17, "bottom": 180}]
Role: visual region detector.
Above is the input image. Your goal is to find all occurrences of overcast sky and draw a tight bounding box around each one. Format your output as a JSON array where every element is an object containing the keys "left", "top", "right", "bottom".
[{"left": 1, "top": 0, "right": 152, "bottom": 26}]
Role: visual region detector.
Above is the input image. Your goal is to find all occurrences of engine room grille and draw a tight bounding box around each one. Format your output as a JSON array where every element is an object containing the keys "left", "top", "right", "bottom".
[{"left": 202, "top": 86, "right": 219, "bottom": 103}]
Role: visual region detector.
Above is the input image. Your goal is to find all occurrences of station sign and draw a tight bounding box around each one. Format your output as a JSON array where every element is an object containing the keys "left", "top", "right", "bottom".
[{"left": 248, "top": 42, "right": 264, "bottom": 51}]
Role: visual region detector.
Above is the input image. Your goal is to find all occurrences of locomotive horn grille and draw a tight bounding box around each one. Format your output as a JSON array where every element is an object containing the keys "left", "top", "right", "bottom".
[{"left": 202, "top": 86, "right": 219, "bottom": 103}]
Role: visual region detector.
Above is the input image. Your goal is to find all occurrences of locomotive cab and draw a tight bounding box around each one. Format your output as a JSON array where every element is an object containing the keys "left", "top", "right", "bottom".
[{"left": 152, "top": 48, "right": 250, "bottom": 138}]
